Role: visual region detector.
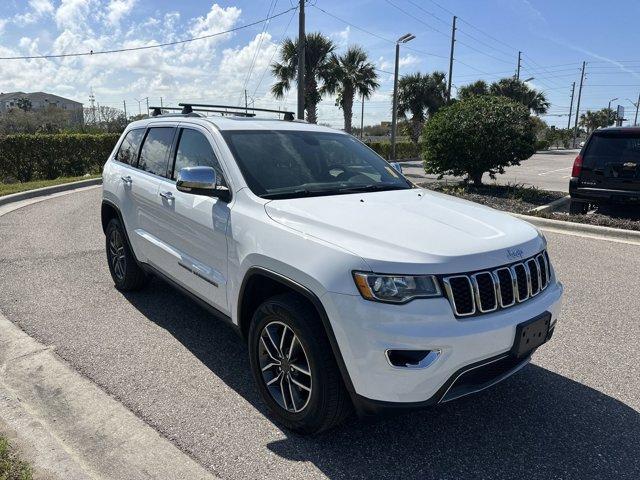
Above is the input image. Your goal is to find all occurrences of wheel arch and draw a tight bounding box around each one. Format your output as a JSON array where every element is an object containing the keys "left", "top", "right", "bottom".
[
  {"left": 237, "top": 267, "right": 357, "bottom": 396},
  {"left": 101, "top": 199, "right": 138, "bottom": 263}
]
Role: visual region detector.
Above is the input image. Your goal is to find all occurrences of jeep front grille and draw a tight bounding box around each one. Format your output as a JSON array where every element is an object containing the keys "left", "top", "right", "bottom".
[{"left": 442, "top": 251, "right": 551, "bottom": 317}]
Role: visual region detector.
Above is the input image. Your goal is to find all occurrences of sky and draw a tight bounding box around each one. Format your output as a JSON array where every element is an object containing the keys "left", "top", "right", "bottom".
[{"left": 1, "top": 0, "right": 640, "bottom": 128}]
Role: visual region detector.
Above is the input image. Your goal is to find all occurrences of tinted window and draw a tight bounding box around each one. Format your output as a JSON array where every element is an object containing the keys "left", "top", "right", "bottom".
[
  {"left": 221, "top": 130, "right": 410, "bottom": 198},
  {"left": 172, "top": 129, "right": 224, "bottom": 182},
  {"left": 138, "top": 127, "right": 175, "bottom": 177},
  {"left": 115, "top": 129, "right": 144, "bottom": 165},
  {"left": 584, "top": 132, "right": 640, "bottom": 168}
]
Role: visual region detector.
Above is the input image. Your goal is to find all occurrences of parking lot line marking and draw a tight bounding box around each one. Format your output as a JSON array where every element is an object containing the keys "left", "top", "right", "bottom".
[
  {"left": 538, "top": 167, "right": 569, "bottom": 176},
  {"left": 538, "top": 226, "right": 640, "bottom": 246}
]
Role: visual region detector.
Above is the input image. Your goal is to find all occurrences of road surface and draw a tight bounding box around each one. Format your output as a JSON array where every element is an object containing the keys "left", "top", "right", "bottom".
[
  {"left": 403, "top": 150, "right": 577, "bottom": 192},
  {"left": 0, "top": 188, "right": 637, "bottom": 479}
]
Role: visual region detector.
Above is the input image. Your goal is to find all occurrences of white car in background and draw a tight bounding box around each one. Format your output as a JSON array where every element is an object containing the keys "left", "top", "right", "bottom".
[{"left": 101, "top": 105, "right": 563, "bottom": 433}]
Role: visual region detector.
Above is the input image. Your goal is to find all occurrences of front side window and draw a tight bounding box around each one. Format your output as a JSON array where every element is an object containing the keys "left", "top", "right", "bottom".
[
  {"left": 115, "top": 129, "right": 144, "bottom": 165},
  {"left": 220, "top": 130, "right": 411, "bottom": 199},
  {"left": 137, "top": 127, "right": 175, "bottom": 177},
  {"left": 172, "top": 129, "right": 225, "bottom": 183}
]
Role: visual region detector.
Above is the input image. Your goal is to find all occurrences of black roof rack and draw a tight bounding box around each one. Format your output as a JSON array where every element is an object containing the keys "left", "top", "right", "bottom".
[
  {"left": 148, "top": 106, "right": 204, "bottom": 118},
  {"left": 178, "top": 103, "right": 295, "bottom": 121}
]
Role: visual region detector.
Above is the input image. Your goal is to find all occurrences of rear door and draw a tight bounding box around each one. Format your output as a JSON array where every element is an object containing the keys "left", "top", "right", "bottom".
[
  {"left": 126, "top": 125, "right": 178, "bottom": 267},
  {"left": 154, "top": 125, "right": 231, "bottom": 313},
  {"left": 580, "top": 130, "right": 640, "bottom": 193}
]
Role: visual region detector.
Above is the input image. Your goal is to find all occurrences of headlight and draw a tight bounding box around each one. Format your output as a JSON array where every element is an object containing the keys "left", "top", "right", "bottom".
[{"left": 353, "top": 272, "right": 442, "bottom": 304}]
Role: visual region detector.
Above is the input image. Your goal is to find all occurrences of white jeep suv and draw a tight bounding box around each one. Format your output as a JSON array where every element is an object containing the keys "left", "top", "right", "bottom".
[{"left": 101, "top": 107, "right": 563, "bottom": 433}]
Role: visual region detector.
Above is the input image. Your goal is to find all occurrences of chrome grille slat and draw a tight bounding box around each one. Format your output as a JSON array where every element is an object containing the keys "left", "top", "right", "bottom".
[{"left": 442, "top": 250, "right": 551, "bottom": 318}]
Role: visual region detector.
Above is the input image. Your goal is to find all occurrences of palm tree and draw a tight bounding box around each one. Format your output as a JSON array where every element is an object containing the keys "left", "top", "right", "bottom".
[
  {"left": 271, "top": 32, "right": 335, "bottom": 124},
  {"left": 457, "top": 80, "right": 489, "bottom": 100},
  {"left": 397, "top": 71, "right": 447, "bottom": 144},
  {"left": 322, "top": 46, "right": 379, "bottom": 133},
  {"left": 489, "top": 78, "right": 550, "bottom": 115}
]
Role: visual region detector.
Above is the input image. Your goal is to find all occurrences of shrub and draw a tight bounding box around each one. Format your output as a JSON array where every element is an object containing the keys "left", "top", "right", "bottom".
[
  {"left": 0, "top": 133, "right": 120, "bottom": 182},
  {"left": 365, "top": 141, "right": 419, "bottom": 160},
  {"left": 421, "top": 96, "right": 536, "bottom": 185},
  {"left": 535, "top": 139, "right": 550, "bottom": 151}
]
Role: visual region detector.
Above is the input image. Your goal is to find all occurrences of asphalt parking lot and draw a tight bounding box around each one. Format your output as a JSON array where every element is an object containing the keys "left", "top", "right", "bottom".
[
  {"left": 0, "top": 187, "right": 638, "bottom": 479},
  {"left": 403, "top": 149, "right": 577, "bottom": 192}
]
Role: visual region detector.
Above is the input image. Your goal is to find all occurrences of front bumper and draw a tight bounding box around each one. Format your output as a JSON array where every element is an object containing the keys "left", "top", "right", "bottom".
[{"left": 321, "top": 280, "right": 563, "bottom": 410}]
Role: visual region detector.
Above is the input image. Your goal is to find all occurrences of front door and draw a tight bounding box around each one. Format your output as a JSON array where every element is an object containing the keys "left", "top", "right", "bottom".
[{"left": 154, "top": 126, "right": 231, "bottom": 314}]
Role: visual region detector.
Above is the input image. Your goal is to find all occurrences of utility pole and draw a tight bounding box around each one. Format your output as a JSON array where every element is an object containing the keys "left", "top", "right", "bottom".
[
  {"left": 244, "top": 89, "right": 248, "bottom": 114},
  {"left": 360, "top": 93, "right": 365, "bottom": 139},
  {"left": 391, "top": 33, "right": 415, "bottom": 161},
  {"left": 516, "top": 51, "right": 522, "bottom": 80},
  {"left": 297, "top": 0, "right": 305, "bottom": 120},
  {"left": 567, "top": 82, "right": 575, "bottom": 129},
  {"left": 635, "top": 92, "right": 640, "bottom": 126},
  {"left": 160, "top": 97, "right": 163, "bottom": 108},
  {"left": 573, "top": 61, "right": 586, "bottom": 148},
  {"left": 146, "top": 98, "right": 149, "bottom": 116},
  {"left": 123, "top": 100, "right": 127, "bottom": 120},
  {"left": 446, "top": 16, "right": 456, "bottom": 101}
]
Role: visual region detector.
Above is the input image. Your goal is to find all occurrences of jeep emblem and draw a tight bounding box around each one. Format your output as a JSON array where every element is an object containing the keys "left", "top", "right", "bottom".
[{"left": 507, "top": 248, "right": 524, "bottom": 260}]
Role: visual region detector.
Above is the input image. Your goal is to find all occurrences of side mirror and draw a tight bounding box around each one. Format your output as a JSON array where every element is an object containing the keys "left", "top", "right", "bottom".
[
  {"left": 176, "top": 166, "right": 230, "bottom": 201},
  {"left": 390, "top": 161, "right": 403, "bottom": 174}
]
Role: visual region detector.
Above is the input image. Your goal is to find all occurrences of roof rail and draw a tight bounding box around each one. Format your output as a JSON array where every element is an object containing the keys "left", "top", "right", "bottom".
[
  {"left": 149, "top": 106, "right": 203, "bottom": 118},
  {"left": 178, "top": 103, "right": 295, "bottom": 121}
]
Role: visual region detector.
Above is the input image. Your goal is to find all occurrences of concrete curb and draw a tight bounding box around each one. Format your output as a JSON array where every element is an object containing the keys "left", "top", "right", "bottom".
[
  {"left": 0, "top": 177, "right": 102, "bottom": 207},
  {"left": 0, "top": 190, "right": 218, "bottom": 480},
  {"left": 512, "top": 212, "right": 640, "bottom": 245},
  {"left": 529, "top": 195, "right": 570, "bottom": 214}
]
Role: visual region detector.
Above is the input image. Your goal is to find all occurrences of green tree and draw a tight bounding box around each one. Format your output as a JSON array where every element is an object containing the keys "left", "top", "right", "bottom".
[
  {"left": 489, "top": 78, "right": 550, "bottom": 115},
  {"left": 579, "top": 108, "right": 615, "bottom": 134},
  {"left": 271, "top": 32, "right": 336, "bottom": 124},
  {"left": 457, "top": 80, "right": 488, "bottom": 100},
  {"left": 421, "top": 96, "right": 536, "bottom": 185},
  {"left": 322, "top": 46, "right": 379, "bottom": 133},
  {"left": 397, "top": 71, "right": 448, "bottom": 145}
]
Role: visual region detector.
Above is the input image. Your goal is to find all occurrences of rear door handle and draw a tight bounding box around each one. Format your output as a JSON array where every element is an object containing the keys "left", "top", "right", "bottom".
[
  {"left": 120, "top": 175, "right": 132, "bottom": 185},
  {"left": 159, "top": 191, "right": 174, "bottom": 201}
]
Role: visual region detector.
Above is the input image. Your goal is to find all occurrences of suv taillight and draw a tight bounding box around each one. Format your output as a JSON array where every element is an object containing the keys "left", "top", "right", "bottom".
[{"left": 571, "top": 155, "right": 583, "bottom": 177}]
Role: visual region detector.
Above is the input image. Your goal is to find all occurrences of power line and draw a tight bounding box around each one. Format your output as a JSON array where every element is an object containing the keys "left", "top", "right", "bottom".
[
  {"left": 311, "top": 4, "right": 447, "bottom": 59},
  {"left": 384, "top": 0, "right": 450, "bottom": 37},
  {"left": 0, "top": 6, "right": 298, "bottom": 60}
]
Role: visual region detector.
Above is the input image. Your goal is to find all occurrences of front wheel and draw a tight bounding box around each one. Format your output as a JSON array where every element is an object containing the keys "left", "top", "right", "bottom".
[{"left": 248, "top": 293, "right": 352, "bottom": 434}]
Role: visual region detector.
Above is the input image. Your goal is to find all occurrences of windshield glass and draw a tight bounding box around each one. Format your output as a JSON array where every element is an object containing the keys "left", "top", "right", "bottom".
[
  {"left": 584, "top": 132, "right": 640, "bottom": 168},
  {"left": 221, "top": 130, "right": 412, "bottom": 199}
]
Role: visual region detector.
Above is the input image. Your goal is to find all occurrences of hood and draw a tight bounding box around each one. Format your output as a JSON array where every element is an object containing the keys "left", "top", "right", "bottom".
[{"left": 264, "top": 188, "right": 545, "bottom": 274}]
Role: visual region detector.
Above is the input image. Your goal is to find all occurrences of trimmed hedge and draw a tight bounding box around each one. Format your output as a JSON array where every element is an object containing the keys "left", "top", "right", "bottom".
[
  {"left": 366, "top": 141, "right": 420, "bottom": 160},
  {"left": 0, "top": 133, "right": 418, "bottom": 184},
  {"left": 0, "top": 133, "right": 119, "bottom": 182}
]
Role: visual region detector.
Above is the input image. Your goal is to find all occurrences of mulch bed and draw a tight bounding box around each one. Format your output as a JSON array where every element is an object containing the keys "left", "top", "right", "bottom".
[{"left": 420, "top": 181, "right": 640, "bottom": 232}]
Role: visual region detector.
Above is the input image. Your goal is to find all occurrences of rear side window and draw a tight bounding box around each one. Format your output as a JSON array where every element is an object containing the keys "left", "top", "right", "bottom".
[
  {"left": 115, "top": 129, "right": 144, "bottom": 165},
  {"left": 172, "top": 129, "right": 225, "bottom": 183},
  {"left": 138, "top": 127, "right": 175, "bottom": 177},
  {"left": 584, "top": 133, "right": 640, "bottom": 168}
]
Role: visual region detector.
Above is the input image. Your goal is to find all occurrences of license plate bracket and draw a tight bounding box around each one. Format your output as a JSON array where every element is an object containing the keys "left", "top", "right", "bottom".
[{"left": 512, "top": 313, "right": 551, "bottom": 358}]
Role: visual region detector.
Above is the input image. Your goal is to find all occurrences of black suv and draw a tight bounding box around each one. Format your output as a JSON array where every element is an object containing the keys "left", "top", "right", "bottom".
[{"left": 569, "top": 127, "right": 640, "bottom": 214}]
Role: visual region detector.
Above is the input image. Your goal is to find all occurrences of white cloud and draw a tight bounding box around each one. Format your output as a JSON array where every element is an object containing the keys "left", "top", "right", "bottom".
[
  {"left": 186, "top": 3, "right": 241, "bottom": 59},
  {"left": 106, "top": 0, "right": 136, "bottom": 25},
  {"left": 31, "top": 0, "right": 55, "bottom": 16},
  {"left": 378, "top": 54, "right": 420, "bottom": 72},
  {"left": 0, "top": 19, "right": 7, "bottom": 35},
  {"left": 55, "top": 0, "right": 95, "bottom": 32},
  {"left": 331, "top": 26, "right": 350, "bottom": 47}
]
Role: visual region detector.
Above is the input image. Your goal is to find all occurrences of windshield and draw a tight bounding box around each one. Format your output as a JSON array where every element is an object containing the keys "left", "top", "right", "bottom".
[
  {"left": 221, "top": 130, "right": 412, "bottom": 199},
  {"left": 584, "top": 132, "right": 640, "bottom": 169}
]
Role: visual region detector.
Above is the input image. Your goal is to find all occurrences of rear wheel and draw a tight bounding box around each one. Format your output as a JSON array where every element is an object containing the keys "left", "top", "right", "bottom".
[
  {"left": 248, "top": 293, "right": 352, "bottom": 434},
  {"left": 105, "top": 218, "right": 149, "bottom": 291},
  {"left": 569, "top": 199, "right": 589, "bottom": 215}
]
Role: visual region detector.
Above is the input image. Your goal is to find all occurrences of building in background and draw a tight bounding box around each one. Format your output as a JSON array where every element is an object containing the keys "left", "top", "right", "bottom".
[{"left": 0, "top": 91, "right": 84, "bottom": 125}]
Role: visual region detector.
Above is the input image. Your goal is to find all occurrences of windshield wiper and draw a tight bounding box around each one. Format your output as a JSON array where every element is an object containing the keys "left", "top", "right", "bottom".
[
  {"left": 261, "top": 188, "right": 338, "bottom": 199},
  {"left": 336, "top": 183, "right": 409, "bottom": 193}
]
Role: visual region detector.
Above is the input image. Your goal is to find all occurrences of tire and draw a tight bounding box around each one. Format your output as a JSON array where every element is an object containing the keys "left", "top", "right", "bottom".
[
  {"left": 569, "top": 200, "right": 589, "bottom": 215},
  {"left": 248, "top": 293, "right": 352, "bottom": 434},
  {"left": 105, "top": 217, "right": 149, "bottom": 291}
]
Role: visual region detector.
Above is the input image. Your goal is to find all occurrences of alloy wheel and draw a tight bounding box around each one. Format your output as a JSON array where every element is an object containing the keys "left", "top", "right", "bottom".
[
  {"left": 108, "top": 228, "right": 126, "bottom": 281},
  {"left": 258, "top": 321, "right": 312, "bottom": 413}
]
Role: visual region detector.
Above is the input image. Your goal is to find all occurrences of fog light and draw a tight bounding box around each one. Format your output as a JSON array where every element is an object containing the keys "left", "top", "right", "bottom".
[{"left": 386, "top": 349, "right": 440, "bottom": 369}]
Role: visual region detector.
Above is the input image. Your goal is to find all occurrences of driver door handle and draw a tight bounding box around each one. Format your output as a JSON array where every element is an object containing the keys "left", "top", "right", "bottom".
[
  {"left": 120, "top": 175, "right": 132, "bottom": 185},
  {"left": 159, "top": 191, "right": 174, "bottom": 201}
]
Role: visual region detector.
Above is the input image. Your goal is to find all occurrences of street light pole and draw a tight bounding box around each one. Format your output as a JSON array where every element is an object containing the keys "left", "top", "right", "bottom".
[
  {"left": 567, "top": 82, "right": 575, "bottom": 130},
  {"left": 635, "top": 93, "right": 640, "bottom": 126},
  {"left": 360, "top": 92, "right": 365, "bottom": 140},
  {"left": 607, "top": 97, "right": 618, "bottom": 126},
  {"left": 391, "top": 33, "right": 415, "bottom": 161},
  {"left": 573, "top": 61, "right": 586, "bottom": 148}
]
